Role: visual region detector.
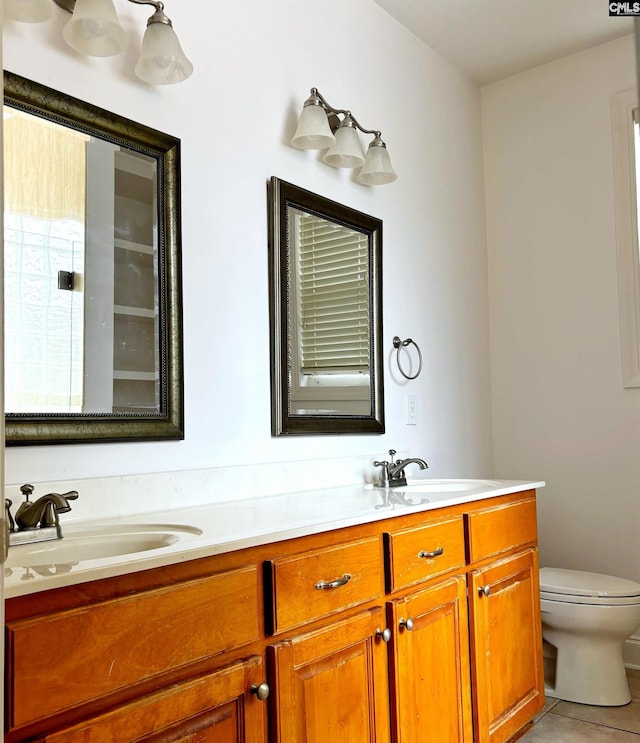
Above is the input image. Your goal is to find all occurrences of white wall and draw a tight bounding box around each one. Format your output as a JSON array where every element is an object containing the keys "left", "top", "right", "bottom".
[
  {"left": 3, "top": 1, "right": 494, "bottom": 492},
  {"left": 483, "top": 35, "right": 640, "bottom": 582}
]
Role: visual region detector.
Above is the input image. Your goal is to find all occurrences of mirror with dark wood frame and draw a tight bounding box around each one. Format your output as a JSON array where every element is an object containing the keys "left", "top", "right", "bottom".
[
  {"left": 268, "top": 176, "right": 384, "bottom": 435},
  {"left": 3, "top": 71, "right": 184, "bottom": 445}
]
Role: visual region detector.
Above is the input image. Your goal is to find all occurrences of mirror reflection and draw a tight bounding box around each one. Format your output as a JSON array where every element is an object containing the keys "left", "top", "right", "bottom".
[
  {"left": 3, "top": 71, "right": 183, "bottom": 444},
  {"left": 268, "top": 177, "right": 384, "bottom": 435},
  {"left": 5, "top": 109, "right": 159, "bottom": 414}
]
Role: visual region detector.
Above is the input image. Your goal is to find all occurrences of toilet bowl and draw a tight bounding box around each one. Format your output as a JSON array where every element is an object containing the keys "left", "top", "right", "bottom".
[{"left": 540, "top": 567, "right": 640, "bottom": 706}]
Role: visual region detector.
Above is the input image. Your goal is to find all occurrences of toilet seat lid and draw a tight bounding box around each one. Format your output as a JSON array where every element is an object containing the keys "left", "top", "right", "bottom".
[{"left": 540, "top": 567, "right": 640, "bottom": 600}]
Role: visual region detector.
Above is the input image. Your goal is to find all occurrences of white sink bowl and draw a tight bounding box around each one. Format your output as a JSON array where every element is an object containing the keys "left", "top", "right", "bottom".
[
  {"left": 6, "top": 523, "right": 203, "bottom": 569},
  {"left": 395, "top": 478, "right": 502, "bottom": 495}
]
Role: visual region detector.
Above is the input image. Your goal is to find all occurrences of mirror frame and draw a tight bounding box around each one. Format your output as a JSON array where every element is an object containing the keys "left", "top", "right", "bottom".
[
  {"left": 268, "top": 176, "right": 385, "bottom": 435},
  {"left": 4, "top": 71, "right": 184, "bottom": 445}
]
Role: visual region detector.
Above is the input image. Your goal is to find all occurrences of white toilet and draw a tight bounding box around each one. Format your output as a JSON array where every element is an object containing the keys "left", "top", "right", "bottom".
[{"left": 540, "top": 567, "right": 640, "bottom": 706}]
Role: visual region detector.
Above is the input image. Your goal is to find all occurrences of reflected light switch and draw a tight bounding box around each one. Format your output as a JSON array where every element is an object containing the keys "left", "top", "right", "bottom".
[{"left": 406, "top": 395, "right": 417, "bottom": 425}]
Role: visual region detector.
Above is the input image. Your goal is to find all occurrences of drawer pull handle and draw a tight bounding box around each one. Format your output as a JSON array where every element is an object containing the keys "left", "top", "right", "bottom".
[
  {"left": 399, "top": 617, "right": 414, "bottom": 631},
  {"left": 376, "top": 627, "right": 392, "bottom": 643},
  {"left": 250, "top": 682, "right": 270, "bottom": 701},
  {"left": 418, "top": 547, "right": 444, "bottom": 559},
  {"left": 478, "top": 585, "right": 491, "bottom": 597},
  {"left": 315, "top": 573, "right": 352, "bottom": 590}
]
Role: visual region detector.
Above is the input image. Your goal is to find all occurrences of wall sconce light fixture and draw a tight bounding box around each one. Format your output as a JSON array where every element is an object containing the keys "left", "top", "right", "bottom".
[
  {"left": 292, "top": 87, "right": 397, "bottom": 186},
  {"left": 7, "top": 0, "right": 193, "bottom": 85}
]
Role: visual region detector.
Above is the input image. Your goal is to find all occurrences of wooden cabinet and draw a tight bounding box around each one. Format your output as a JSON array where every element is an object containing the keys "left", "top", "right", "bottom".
[
  {"left": 465, "top": 497, "right": 544, "bottom": 743},
  {"left": 5, "top": 489, "right": 543, "bottom": 743},
  {"left": 5, "top": 565, "right": 264, "bottom": 743},
  {"left": 388, "top": 576, "right": 473, "bottom": 743},
  {"left": 268, "top": 607, "right": 390, "bottom": 743},
  {"left": 466, "top": 498, "right": 538, "bottom": 564},
  {"left": 384, "top": 496, "right": 543, "bottom": 743},
  {"left": 43, "top": 656, "right": 268, "bottom": 743},
  {"left": 265, "top": 539, "right": 389, "bottom": 742},
  {"left": 265, "top": 536, "right": 384, "bottom": 634},
  {"left": 384, "top": 514, "right": 473, "bottom": 741},
  {"left": 469, "top": 549, "right": 544, "bottom": 743},
  {"left": 384, "top": 515, "right": 466, "bottom": 592},
  {"left": 6, "top": 566, "right": 261, "bottom": 732}
]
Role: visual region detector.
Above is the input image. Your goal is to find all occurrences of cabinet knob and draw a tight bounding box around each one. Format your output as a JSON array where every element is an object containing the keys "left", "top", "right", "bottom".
[
  {"left": 478, "top": 585, "right": 491, "bottom": 597},
  {"left": 376, "top": 627, "right": 392, "bottom": 643},
  {"left": 250, "top": 682, "right": 270, "bottom": 701},
  {"left": 399, "top": 617, "right": 414, "bottom": 631}
]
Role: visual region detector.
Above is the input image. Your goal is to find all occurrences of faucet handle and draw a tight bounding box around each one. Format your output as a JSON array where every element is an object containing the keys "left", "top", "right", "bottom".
[
  {"left": 5, "top": 499, "right": 15, "bottom": 533},
  {"left": 373, "top": 460, "right": 390, "bottom": 488},
  {"left": 40, "top": 502, "right": 58, "bottom": 529}
]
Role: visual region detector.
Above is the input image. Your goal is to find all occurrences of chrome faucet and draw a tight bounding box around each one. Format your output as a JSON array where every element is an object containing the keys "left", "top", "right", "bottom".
[
  {"left": 7, "top": 484, "right": 79, "bottom": 546},
  {"left": 374, "top": 449, "right": 428, "bottom": 488}
]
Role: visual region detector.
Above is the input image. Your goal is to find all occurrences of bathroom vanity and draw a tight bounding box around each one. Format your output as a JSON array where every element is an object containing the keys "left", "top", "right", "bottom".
[{"left": 4, "top": 480, "right": 545, "bottom": 743}]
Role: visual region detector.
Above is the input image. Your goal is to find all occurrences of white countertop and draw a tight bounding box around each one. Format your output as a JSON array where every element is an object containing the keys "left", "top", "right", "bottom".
[{"left": 4, "top": 478, "right": 544, "bottom": 599}]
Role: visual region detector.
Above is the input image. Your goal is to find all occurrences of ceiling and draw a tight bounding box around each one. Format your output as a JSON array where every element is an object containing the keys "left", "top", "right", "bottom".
[{"left": 374, "top": 0, "right": 635, "bottom": 85}]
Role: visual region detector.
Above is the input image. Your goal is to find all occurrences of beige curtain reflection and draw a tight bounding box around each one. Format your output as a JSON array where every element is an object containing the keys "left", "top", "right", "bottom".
[{"left": 4, "top": 110, "right": 89, "bottom": 221}]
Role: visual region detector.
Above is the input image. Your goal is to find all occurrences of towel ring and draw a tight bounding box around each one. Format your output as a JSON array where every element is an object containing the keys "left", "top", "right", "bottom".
[{"left": 393, "top": 336, "right": 423, "bottom": 380}]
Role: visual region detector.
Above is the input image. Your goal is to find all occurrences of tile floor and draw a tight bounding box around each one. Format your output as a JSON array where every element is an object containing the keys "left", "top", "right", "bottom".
[{"left": 519, "top": 669, "right": 640, "bottom": 741}]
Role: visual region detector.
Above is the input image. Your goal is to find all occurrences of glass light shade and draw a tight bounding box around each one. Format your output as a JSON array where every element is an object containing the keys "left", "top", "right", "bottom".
[
  {"left": 292, "top": 104, "right": 335, "bottom": 150},
  {"left": 62, "top": 0, "right": 127, "bottom": 57},
  {"left": 7, "top": 0, "right": 53, "bottom": 22},
  {"left": 323, "top": 121, "right": 365, "bottom": 168},
  {"left": 358, "top": 141, "right": 397, "bottom": 185},
  {"left": 135, "top": 21, "right": 193, "bottom": 85}
]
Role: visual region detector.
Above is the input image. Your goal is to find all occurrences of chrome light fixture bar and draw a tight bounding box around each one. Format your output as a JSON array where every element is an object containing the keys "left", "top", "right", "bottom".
[
  {"left": 292, "top": 87, "right": 397, "bottom": 186},
  {"left": 7, "top": 0, "right": 193, "bottom": 85}
]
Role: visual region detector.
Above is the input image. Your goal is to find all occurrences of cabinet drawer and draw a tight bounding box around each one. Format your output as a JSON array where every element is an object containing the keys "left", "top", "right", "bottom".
[
  {"left": 7, "top": 565, "right": 261, "bottom": 731},
  {"left": 466, "top": 497, "right": 537, "bottom": 563},
  {"left": 43, "top": 656, "right": 267, "bottom": 743},
  {"left": 385, "top": 516, "right": 466, "bottom": 592},
  {"left": 266, "top": 536, "right": 384, "bottom": 634}
]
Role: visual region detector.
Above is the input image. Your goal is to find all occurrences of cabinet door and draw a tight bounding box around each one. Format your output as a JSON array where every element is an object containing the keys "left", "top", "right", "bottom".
[
  {"left": 388, "top": 576, "right": 472, "bottom": 743},
  {"left": 43, "top": 656, "right": 268, "bottom": 743},
  {"left": 269, "top": 607, "right": 391, "bottom": 743},
  {"left": 469, "top": 548, "right": 544, "bottom": 743}
]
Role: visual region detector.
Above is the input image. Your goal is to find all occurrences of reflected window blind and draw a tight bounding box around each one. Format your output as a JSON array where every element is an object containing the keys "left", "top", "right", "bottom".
[{"left": 295, "top": 212, "right": 370, "bottom": 374}]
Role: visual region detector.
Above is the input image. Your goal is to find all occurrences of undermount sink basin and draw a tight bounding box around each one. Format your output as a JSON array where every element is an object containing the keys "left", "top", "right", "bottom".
[
  {"left": 394, "top": 479, "right": 502, "bottom": 494},
  {"left": 6, "top": 523, "right": 203, "bottom": 570}
]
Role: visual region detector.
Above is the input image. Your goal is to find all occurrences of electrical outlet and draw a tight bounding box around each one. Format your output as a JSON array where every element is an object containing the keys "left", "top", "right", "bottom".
[{"left": 406, "top": 395, "right": 417, "bottom": 425}]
